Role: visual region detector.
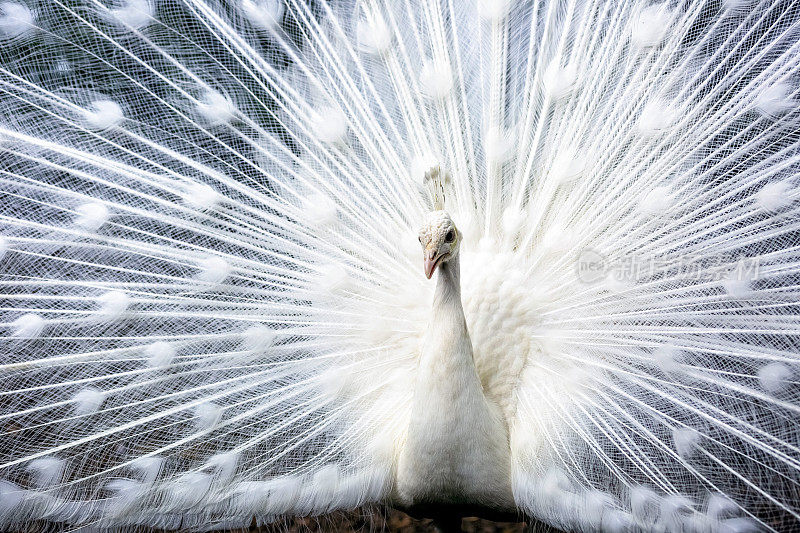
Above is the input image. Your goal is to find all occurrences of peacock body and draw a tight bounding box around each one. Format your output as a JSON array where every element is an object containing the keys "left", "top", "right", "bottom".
[{"left": 0, "top": 0, "right": 799, "bottom": 531}]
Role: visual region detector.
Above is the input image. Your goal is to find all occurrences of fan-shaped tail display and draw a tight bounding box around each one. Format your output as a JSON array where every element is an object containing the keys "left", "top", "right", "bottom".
[{"left": 0, "top": 0, "right": 799, "bottom": 531}]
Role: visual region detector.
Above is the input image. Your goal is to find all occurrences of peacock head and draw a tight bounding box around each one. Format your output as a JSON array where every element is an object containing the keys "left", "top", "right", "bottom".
[{"left": 418, "top": 210, "right": 460, "bottom": 279}]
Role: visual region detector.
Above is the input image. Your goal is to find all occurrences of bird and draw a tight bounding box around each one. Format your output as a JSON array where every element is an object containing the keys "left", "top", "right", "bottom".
[{"left": 0, "top": 0, "right": 799, "bottom": 531}]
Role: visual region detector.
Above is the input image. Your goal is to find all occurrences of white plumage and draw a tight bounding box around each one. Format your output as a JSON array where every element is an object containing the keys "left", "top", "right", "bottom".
[{"left": 0, "top": 0, "right": 799, "bottom": 531}]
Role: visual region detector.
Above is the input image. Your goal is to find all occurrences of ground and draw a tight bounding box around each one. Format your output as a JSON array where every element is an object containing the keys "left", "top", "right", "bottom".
[{"left": 258, "top": 508, "right": 531, "bottom": 532}]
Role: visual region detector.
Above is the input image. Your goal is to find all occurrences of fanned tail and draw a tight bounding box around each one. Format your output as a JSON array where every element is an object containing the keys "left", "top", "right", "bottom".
[
  {"left": 0, "top": 0, "right": 799, "bottom": 531},
  {"left": 0, "top": 0, "right": 425, "bottom": 527}
]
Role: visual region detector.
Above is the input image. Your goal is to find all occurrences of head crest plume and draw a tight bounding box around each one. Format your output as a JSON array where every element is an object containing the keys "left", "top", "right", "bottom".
[{"left": 423, "top": 165, "right": 449, "bottom": 211}]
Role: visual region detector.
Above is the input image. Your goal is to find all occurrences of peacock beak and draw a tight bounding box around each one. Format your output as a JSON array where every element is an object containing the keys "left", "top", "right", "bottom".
[{"left": 424, "top": 248, "right": 441, "bottom": 279}]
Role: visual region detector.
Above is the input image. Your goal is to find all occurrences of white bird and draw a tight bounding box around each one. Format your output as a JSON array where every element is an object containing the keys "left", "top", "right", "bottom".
[
  {"left": 397, "top": 205, "right": 513, "bottom": 516},
  {"left": 0, "top": 0, "right": 799, "bottom": 532}
]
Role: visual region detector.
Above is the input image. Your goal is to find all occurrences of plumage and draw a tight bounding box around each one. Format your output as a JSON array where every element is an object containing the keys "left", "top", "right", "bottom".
[{"left": 0, "top": 0, "right": 799, "bottom": 531}]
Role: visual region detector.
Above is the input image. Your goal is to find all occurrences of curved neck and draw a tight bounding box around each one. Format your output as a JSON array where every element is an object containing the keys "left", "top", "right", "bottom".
[
  {"left": 420, "top": 254, "right": 472, "bottom": 370},
  {"left": 397, "top": 251, "right": 512, "bottom": 507},
  {"left": 433, "top": 257, "right": 461, "bottom": 310}
]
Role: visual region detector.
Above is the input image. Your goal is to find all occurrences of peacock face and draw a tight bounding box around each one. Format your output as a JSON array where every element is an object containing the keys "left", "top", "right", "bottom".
[{"left": 418, "top": 210, "right": 460, "bottom": 279}]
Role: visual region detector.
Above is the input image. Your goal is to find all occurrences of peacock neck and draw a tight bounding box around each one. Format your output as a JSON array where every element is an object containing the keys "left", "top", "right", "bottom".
[
  {"left": 395, "top": 252, "right": 513, "bottom": 508},
  {"left": 426, "top": 256, "right": 471, "bottom": 367},
  {"left": 433, "top": 257, "right": 461, "bottom": 311}
]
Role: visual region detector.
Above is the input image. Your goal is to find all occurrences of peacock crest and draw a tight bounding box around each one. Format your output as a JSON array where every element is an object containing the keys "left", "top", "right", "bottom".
[{"left": 422, "top": 165, "right": 450, "bottom": 212}]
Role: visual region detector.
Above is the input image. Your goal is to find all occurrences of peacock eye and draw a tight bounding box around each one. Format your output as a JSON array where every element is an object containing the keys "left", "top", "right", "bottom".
[{"left": 445, "top": 230, "right": 454, "bottom": 242}]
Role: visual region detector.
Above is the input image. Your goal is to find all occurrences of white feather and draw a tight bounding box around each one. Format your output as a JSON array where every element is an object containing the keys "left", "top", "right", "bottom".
[
  {"left": 298, "top": 465, "right": 340, "bottom": 514},
  {"left": 673, "top": 427, "right": 701, "bottom": 459},
  {"left": 755, "top": 180, "right": 792, "bottom": 212},
  {"left": 145, "top": 341, "right": 176, "bottom": 368},
  {"left": 82, "top": 100, "right": 124, "bottom": 131},
  {"left": 582, "top": 490, "right": 616, "bottom": 528},
  {"left": 195, "top": 255, "right": 231, "bottom": 287},
  {"left": 757, "top": 362, "right": 793, "bottom": 395},
  {"left": 194, "top": 402, "right": 222, "bottom": 430},
  {"left": 754, "top": 82, "right": 795, "bottom": 117},
  {"left": 264, "top": 476, "right": 301, "bottom": 514},
  {"left": 720, "top": 517, "right": 761, "bottom": 533},
  {"left": 305, "top": 193, "right": 338, "bottom": 227},
  {"left": 0, "top": 481, "right": 26, "bottom": 523},
  {"left": 0, "top": 2, "right": 33, "bottom": 38},
  {"left": 207, "top": 452, "right": 239, "bottom": 485},
  {"left": 181, "top": 182, "right": 221, "bottom": 211},
  {"left": 484, "top": 126, "right": 515, "bottom": 163},
  {"left": 602, "top": 510, "right": 633, "bottom": 533},
  {"left": 239, "top": 325, "right": 276, "bottom": 354},
  {"left": 356, "top": 13, "right": 392, "bottom": 55},
  {"left": 630, "top": 3, "right": 673, "bottom": 48},
  {"left": 72, "top": 387, "right": 105, "bottom": 415},
  {"left": 630, "top": 486, "right": 660, "bottom": 526},
  {"left": 501, "top": 207, "right": 525, "bottom": 237},
  {"left": 165, "top": 472, "right": 212, "bottom": 509},
  {"left": 111, "top": 0, "right": 154, "bottom": 29},
  {"left": 129, "top": 456, "right": 164, "bottom": 485},
  {"left": 74, "top": 202, "right": 110, "bottom": 232},
  {"left": 240, "top": 0, "right": 283, "bottom": 30},
  {"left": 410, "top": 154, "right": 444, "bottom": 185},
  {"left": 659, "top": 494, "right": 694, "bottom": 531},
  {"left": 104, "top": 479, "right": 146, "bottom": 516},
  {"left": 542, "top": 61, "right": 578, "bottom": 99},
  {"left": 549, "top": 148, "right": 587, "bottom": 184},
  {"left": 11, "top": 312, "right": 44, "bottom": 338},
  {"left": 231, "top": 481, "right": 270, "bottom": 514},
  {"left": 27, "top": 458, "right": 65, "bottom": 489},
  {"left": 637, "top": 99, "right": 679, "bottom": 135},
  {"left": 706, "top": 493, "right": 739, "bottom": 522},
  {"left": 310, "top": 107, "right": 348, "bottom": 145},
  {"left": 722, "top": 274, "right": 752, "bottom": 300},
  {"left": 477, "top": 0, "right": 511, "bottom": 22},
  {"left": 315, "top": 264, "right": 349, "bottom": 295},
  {"left": 638, "top": 186, "right": 675, "bottom": 216},
  {"left": 96, "top": 290, "right": 130, "bottom": 321},
  {"left": 652, "top": 344, "right": 681, "bottom": 374},
  {"left": 722, "top": 0, "right": 752, "bottom": 11},
  {"left": 419, "top": 59, "right": 453, "bottom": 99},
  {"left": 196, "top": 90, "right": 236, "bottom": 125}
]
